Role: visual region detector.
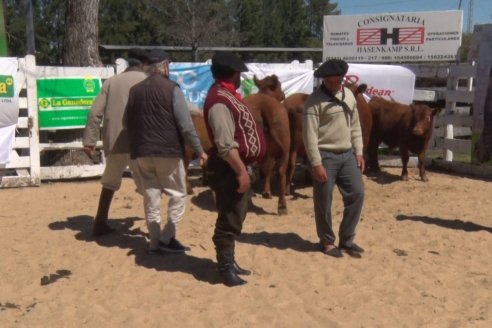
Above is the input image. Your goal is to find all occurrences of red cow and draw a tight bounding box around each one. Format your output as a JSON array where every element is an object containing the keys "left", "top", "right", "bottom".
[
  {"left": 244, "top": 93, "right": 291, "bottom": 215},
  {"left": 367, "top": 96, "right": 441, "bottom": 181},
  {"left": 253, "top": 75, "right": 285, "bottom": 101}
]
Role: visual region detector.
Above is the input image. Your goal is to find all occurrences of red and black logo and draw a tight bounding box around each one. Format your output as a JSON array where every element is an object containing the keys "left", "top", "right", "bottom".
[{"left": 357, "top": 27, "right": 424, "bottom": 45}]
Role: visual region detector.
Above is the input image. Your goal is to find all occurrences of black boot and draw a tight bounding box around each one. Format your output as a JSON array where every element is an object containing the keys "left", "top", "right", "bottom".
[
  {"left": 93, "top": 187, "right": 115, "bottom": 236},
  {"left": 231, "top": 247, "right": 251, "bottom": 275},
  {"left": 217, "top": 248, "right": 247, "bottom": 287},
  {"left": 232, "top": 260, "right": 251, "bottom": 275}
]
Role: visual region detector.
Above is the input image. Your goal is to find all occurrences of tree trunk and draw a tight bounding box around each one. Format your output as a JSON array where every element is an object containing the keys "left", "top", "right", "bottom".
[{"left": 63, "top": 0, "right": 102, "bottom": 66}]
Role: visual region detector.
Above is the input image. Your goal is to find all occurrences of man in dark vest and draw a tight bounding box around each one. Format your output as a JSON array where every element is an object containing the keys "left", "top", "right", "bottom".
[
  {"left": 126, "top": 49, "right": 207, "bottom": 254},
  {"left": 204, "top": 52, "right": 266, "bottom": 287}
]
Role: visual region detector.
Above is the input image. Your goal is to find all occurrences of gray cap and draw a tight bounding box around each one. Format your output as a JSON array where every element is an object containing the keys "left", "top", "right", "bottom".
[{"left": 148, "top": 49, "right": 171, "bottom": 64}]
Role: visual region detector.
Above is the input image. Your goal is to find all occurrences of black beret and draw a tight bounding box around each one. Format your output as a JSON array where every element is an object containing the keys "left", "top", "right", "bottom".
[
  {"left": 148, "top": 49, "right": 171, "bottom": 64},
  {"left": 211, "top": 51, "right": 248, "bottom": 72},
  {"left": 314, "top": 59, "right": 349, "bottom": 78},
  {"left": 127, "top": 48, "right": 149, "bottom": 63}
]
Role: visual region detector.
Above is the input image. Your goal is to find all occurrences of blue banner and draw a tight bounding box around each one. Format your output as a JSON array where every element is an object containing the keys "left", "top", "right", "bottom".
[{"left": 169, "top": 63, "right": 213, "bottom": 109}]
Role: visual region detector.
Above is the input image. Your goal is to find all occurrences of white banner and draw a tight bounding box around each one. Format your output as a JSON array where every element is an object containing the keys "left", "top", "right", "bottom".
[
  {"left": 323, "top": 10, "right": 463, "bottom": 63},
  {"left": 0, "top": 57, "right": 19, "bottom": 127},
  {"left": 347, "top": 63, "right": 415, "bottom": 104},
  {"left": 241, "top": 61, "right": 314, "bottom": 97}
]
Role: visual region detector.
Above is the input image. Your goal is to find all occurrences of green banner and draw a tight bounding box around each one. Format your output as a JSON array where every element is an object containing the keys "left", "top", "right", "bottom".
[
  {"left": 37, "top": 77, "right": 101, "bottom": 130},
  {"left": 0, "top": 3, "right": 7, "bottom": 56}
]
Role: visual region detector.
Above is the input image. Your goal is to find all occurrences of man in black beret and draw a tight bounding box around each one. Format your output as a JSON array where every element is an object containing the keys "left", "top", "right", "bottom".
[
  {"left": 83, "top": 47, "right": 149, "bottom": 236},
  {"left": 302, "top": 58, "right": 366, "bottom": 258},
  {"left": 203, "top": 52, "right": 266, "bottom": 286}
]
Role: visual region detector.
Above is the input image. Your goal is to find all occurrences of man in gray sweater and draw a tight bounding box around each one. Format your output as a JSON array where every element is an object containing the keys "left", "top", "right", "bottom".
[
  {"left": 303, "top": 59, "right": 365, "bottom": 258},
  {"left": 83, "top": 48, "right": 149, "bottom": 236}
]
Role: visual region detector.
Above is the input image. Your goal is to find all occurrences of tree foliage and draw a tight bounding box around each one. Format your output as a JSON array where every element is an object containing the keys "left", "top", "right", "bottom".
[{"left": 4, "top": 0, "right": 341, "bottom": 64}]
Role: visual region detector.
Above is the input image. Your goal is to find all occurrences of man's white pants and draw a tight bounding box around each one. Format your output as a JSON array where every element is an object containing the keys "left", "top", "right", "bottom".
[{"left": 136, "top": 157, "right": 187, "bottom": 249}]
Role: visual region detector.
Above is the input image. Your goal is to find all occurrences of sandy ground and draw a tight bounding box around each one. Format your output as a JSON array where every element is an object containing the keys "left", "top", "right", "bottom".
[{"left": 0, "top": 167, "right": 491, "bottom": 327}]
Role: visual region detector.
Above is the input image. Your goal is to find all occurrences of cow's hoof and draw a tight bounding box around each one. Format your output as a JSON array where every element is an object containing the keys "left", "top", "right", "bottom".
[
  {"left": 262, "top": 192, "right": 272, "bottom": 199},
  {"left": 187, "top": 188, "right": 194, "bottom": 195},
  {"left": 421, "top": 176, "right": 429, "bottom": 182},
  {"left": 401, "top": 175, "right": 409, "bottom": 181},
  {"left": 278, "top": 206, "right": 288, "bottom": 215}
]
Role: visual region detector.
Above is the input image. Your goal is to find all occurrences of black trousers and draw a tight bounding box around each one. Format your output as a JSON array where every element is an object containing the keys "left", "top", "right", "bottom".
[{"left": 206, "top": 155, "right": 252, "bottom": 257}]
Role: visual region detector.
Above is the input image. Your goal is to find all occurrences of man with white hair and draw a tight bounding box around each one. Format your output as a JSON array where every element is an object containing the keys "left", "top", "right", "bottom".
[{"left": 126, "top": 49, "right": 207, "bottom": 254}]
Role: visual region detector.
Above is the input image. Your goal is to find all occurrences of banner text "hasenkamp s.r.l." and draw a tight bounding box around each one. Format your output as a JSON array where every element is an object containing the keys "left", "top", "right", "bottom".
[{"left": 323, "top": 10, "right": 463, "bottom": 63}]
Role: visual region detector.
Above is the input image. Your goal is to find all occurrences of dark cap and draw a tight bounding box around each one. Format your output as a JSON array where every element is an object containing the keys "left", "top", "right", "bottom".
[
  {"left": 127, "top": 48, "right": 149, "bottom": 63},
  {"left": 148, "top": 48, "right": 171, "bottom": 64},
  {"left": 211, "top": 52, "right": 248, "bottom": 72},
  {"left": 314, "top": 59, "right": 349, "bottom": 78}
]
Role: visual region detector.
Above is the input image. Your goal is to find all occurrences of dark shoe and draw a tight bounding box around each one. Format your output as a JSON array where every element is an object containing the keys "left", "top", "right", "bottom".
[
  {"left": 339, "top": 243, "right": 365, "bottom": 253},
  {"left": 158, "top": 238, "right": 190, "bottom": 253},
  {"left": 219, "top": 268, "right": 247, "bottom": 287},
  {"left": 233, "top": 260, "right": 251, "bottom": 275},
  {"left": 339, "top": 243, "right": 364, "bottom": 258},
  {"left": 321, "top": 246, "right": 343, "bottom": 258}
]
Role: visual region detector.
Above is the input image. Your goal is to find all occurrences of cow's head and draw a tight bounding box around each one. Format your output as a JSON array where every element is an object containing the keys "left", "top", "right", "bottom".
[
  {"left": 254, "top": 75, "right": 285, "bottom": 101},
  {"left": 411, "top": 105, "right": 442, "bottom": 136}
]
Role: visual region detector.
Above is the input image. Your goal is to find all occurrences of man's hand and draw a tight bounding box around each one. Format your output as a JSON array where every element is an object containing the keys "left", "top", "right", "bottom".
[
  {"left": 356, "top": 155, "right": 365, "bottom": 173},
  {"left": 199, "top": 152, "right": 208, "bottom": 166},
  {"left": 83, "top": 145, "right": 95, "bottom": 157},
  {"left": 236, "top": 170, "right": 251, "bottom": 193},
  {"left": 312, "top": 165, "right": 328, "bottom": 183}
]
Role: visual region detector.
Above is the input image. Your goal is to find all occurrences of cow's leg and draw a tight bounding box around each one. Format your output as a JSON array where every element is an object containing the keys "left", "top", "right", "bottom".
[
  {"left": 367, "top": 138, "right": 381, "bottom": 173},
  {"left": 400, "top": 147, "right": 409, "bottom": 181},
  {"left": 277, "top": 155, "right": 289, "bottom": 215},
  {"left": 261, "top": 156, "right": 275, "bottom": 199},
  {"left": 418, "top": 152, "right": 428, "bottom": 182},
  {"left": 286, "top": 150, "right": 297, "bottom": 196}
]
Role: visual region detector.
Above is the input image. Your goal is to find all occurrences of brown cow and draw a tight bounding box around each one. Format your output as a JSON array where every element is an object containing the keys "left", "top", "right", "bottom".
[
  {"left": 253, "top": 75, "right": 285, "bottom": 101},
  {"left": 183, "top": 103, "right": 212, "bottom": 194},
  {"left": 283, "top": 82, "right": 370, "bottom": 195},
  {"left": 367, "top": 96, "right": 441, "bottom": 181},
  {"left": 244, "top": 93, "right": 291, "bottom": 215}
]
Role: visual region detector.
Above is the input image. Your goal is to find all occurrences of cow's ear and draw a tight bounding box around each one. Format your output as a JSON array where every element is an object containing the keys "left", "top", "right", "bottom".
[
  {"left": 432, "top": 107, "right": 442, "bottom": 116},
  {"left": 356, "top": 84, "right": 367, "bottom": 95}
]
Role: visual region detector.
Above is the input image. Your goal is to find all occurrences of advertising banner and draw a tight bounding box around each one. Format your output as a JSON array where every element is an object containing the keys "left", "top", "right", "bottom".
[
  {"left": 37, "top": 77, "right": 101, "bottom": 130},
  {"left": 347, "top": 63, "right": 415, "bottom": 104},
  {"left": 0, "top": 57, "right": 18, "bottom": 128},
  {"left": 169, "top": 61, "right": 314, "bottom": 109},
  {"left": 169, "top": 63, "right": 214, "bottom": 109},
  {"left": 323, "top": 10, "right": 462, "bottom": 63},
  {"left": 241, "top": 62, "right": 314, "bottom": 97}
]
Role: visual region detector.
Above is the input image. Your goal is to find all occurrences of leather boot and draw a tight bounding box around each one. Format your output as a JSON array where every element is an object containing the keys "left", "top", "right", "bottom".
[
  {"left": 217, "top": 248, "right": 247, "bottom": 287},
  {"left": 232, "top": 260, "right": 251, "bottom": 276},
  {"left": 231, "top": 246, "right": 251, "bottom": 275},
  {"left": 93, "top": 187, "right": 115, "bottom": 236}
]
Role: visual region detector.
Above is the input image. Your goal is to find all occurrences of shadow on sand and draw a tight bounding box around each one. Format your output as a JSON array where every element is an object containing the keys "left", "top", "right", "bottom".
[
  {"left": 48, "top": 215, "right": 219, "bottom": 285},
  {"left": 396, "top": 214, "right": 492, "bottom": 233}
]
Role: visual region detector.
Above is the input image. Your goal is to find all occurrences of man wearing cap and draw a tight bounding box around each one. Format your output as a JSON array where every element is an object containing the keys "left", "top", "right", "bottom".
[
  {"left": 126, "top": 49, "right": 207, "bottom": 254},
  {"left": 83, "top": 48, "right": 149, "bottom": 237},
  {"left": 303, "top": 59, "right": 365, "bottom": 258},
  {"left": 203, "top": 52, "right": 266, "bottom": 286}
]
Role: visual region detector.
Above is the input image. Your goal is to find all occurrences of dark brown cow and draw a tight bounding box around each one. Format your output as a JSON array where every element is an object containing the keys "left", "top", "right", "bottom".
[
  {"left": 244, "top": 93, "right": 291, "bottom": 215},
  {"left": 184, "top": 104, "right": 212, "bottom": 194},
  {"left": 367, "top": 96, "right": 441, "bottom": 181}
]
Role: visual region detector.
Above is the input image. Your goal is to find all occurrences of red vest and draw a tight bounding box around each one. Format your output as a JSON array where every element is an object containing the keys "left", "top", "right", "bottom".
[{"left": 204, "top": 83, "right": 266, "bottom": 164}]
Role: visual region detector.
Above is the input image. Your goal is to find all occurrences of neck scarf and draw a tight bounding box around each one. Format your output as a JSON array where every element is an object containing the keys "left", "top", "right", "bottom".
[{"left": 217, "top": 80, "right": 243, "bottom": 101}]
